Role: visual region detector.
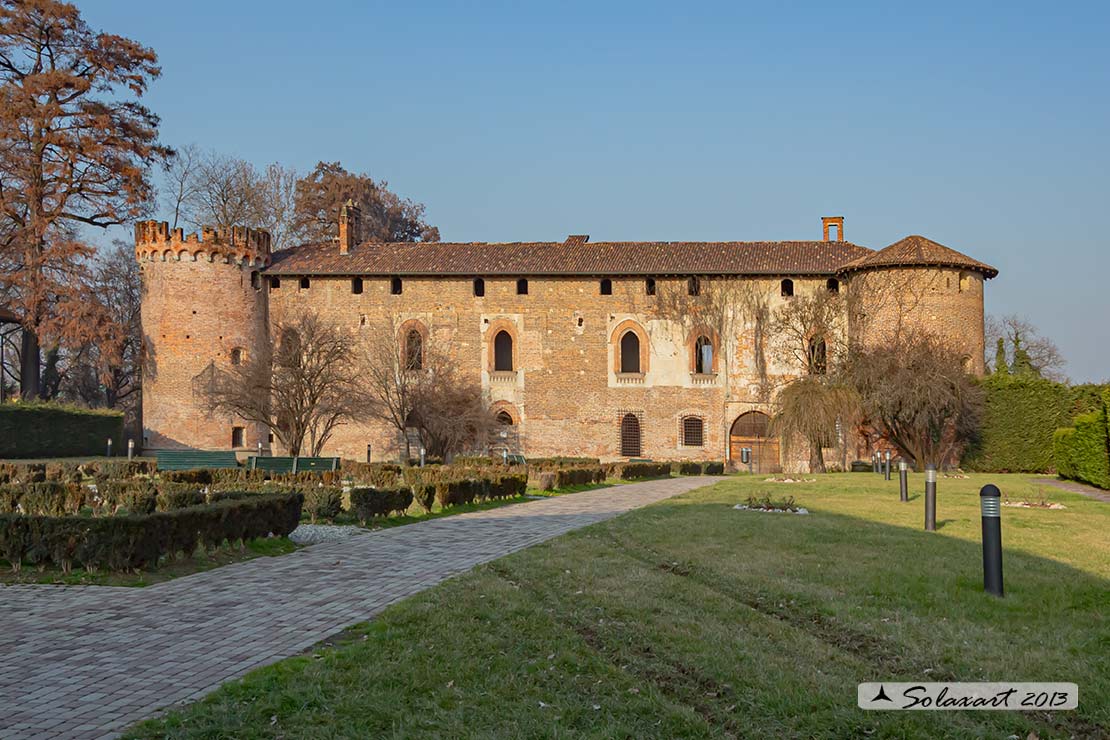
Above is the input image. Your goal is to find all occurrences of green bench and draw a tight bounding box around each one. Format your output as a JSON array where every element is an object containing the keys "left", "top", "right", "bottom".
[
  {"left": 156, "top": 449, "right": 240, "bottom": 471},
  {"left": 247, "top": 456, "right": 339, "bottom": 474}
]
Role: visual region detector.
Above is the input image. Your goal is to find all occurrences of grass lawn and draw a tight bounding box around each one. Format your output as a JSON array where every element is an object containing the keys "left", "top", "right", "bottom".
[
  {"left": 127, "top": 472, "right": 1108, "bottom": 738},
  {"left": 0, "top": 537, "right": 297, "bottom": 587}
]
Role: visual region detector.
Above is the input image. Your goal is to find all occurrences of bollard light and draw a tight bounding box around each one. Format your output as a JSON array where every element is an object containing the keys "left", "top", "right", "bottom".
[
  {"left": 980, "top": 484, "right": 1004, "bottom": 596},
  {"left": 884, "top": 451, "right": 892, "bottom": 481},
  {"left": 127, "top": 438, "right": 134, "bottom": 461},
  {"left": 106, "top": 437, "right": 113, "bottom": 458},
  {"left": 898, "top": 460, "right": 908, "bottom": 502},
  {"left": 924, "top": 464, "right": 937, "bottom": 531},
  {"left": 419, "top": 447, "right": 426, "bottom": 468},
  {"left": 366, "top": 443, "right": 372, "bottom": 463}
]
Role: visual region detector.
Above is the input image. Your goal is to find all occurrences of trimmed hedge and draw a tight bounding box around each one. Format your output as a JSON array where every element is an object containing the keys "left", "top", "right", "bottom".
[
  {"left": 349, "top": 487, "right": 414, "bottom": 522},
  {"left": 528, "top": 457, "right": 601, "bottom": 468},
  {"left": 604, "top": 462, "right": 672, "bottom": 480},
  {"left": 341, "top": 462, "right": 402, "bottom": 488},
  {"left": 963, "top": 375, "right": 1109, "bottom": 473},
  {"left": 0, "top": 402, "right": 124, "bottom": 458},
  {"left": 0, "top": 492, "right": 303, "bottom": 573},
  {"left": 303, "top": 487, "right": 343, "bottom": 523},
  {"left": 670, "top": 461, "right": 726, "bottom": 476},
  {"left": 1053, "top": 392, "right": 1110, "bottom": 489}
]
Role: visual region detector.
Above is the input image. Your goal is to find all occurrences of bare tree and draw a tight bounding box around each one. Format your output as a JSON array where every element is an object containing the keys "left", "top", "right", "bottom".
[
  {"left": 199, "top": 312, "right": 369, "bottom": 456},
  {"left": 986, "top": 314, "right": 1066, "bottom": 381},
  {"left": 844, "top": 331, "right": 984, "bottom": 469},
  {"left": 162, "top": 143, "right": 201, "bottom": 230},
  {"left": 769, "top": 289, "right": 846, "bottom": 377},
  {"left": 183, "top": 152, "right": 265, "bottom": 232},
  {"left": 361, "top": 319, "right": 495, "bottom": 460},
  {"left": 771, "top": 378, "right": 859, "bottom": 472}
]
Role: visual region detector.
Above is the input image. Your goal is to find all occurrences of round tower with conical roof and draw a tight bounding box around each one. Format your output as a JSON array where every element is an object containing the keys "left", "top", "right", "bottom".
[
  {"left": 839, "top": 235, "right": 997, "bottom": 374},
  {"left": 134, "top": 221, "right": 272, "bottom": 452}
]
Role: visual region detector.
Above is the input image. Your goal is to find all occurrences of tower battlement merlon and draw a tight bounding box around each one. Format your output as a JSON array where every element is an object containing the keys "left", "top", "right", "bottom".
[{"left": 134, "top": 220, "right": 272, "bottom": 267}]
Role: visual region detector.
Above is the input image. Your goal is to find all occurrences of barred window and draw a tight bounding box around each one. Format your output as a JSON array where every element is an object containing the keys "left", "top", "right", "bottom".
[
  {"left": 620, "top": 413, "right": 642, "bottom": 457},
  {"left": 682, "top": 416, "right": 704, "bottom": 447}
]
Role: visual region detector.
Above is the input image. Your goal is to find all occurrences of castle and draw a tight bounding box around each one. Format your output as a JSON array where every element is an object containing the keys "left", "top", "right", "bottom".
[{"left": 135, "top": 212, "right": 996, "bottom": 471}]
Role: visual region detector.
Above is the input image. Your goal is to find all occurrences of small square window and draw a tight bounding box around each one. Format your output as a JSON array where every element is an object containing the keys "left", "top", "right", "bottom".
[
  {"left": 516, "top": 278, "right": 529, "bottom": 295},
  {"left": 299, "top": 277, "right": 310, "bottom": 290},
  {"left": 682, "top": 417, "right": 704, "bottom": 447}
]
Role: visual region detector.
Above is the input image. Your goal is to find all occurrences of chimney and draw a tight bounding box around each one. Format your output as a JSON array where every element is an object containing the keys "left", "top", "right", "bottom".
[
  {"left": 822, "top": 216, "right": 844, "bottom": 242},
  {"left": 564, "top": 234, "right": 590, "bottom": 246},
  {"left": 339, "top": 199, "right": 362, "bottom": 255}
]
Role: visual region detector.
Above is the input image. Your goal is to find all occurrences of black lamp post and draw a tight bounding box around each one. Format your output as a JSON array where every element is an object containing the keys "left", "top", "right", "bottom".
[
  {"left": 924, "top": 464, "right": 937, "bottom": 531},
  {"left": 980, "top": 484, "right": 1004, "bottom": 596}
]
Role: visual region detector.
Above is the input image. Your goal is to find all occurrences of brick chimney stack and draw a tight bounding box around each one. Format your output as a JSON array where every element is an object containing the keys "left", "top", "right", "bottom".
[
  {"left": 822, "top": 216, "right": 844, "bottom": 242},
  {"left": 339, "top": 200, "right": 362, "bottom": 255}
]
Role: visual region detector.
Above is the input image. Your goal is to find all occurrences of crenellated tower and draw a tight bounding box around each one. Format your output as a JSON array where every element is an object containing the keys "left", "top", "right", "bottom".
[{"left": 135, "top": 221, "right": 272, "bottom": 452}]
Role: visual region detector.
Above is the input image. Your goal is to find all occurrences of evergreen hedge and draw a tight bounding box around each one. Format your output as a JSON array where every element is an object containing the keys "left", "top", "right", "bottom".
[
  {"left": 349, "top": 487, "right": 414, "bottom": 522},
  {"left": 0, "top": 492, "right": 303, "bottom": 573},
  {"left": 962, "top": 375, "right": 1109, "bottom": 473},
  {"left": 604, "top": 461, "right": 673, "bottom": 480},
  {"left": 0, "top": 402, "right": 124, "bottom": 458},
  {"left": 1052, "top": 391, "right": 1110, "bottom": 489}
]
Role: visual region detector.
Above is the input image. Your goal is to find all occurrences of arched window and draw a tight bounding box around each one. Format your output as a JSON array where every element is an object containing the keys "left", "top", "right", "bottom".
[
  {"left": 516, "top": 278, "right": 528, "bottom": 295},
  {"left": 496, "top": 411, "right": 514, "bottom": 426},
  {"left": 620, "top": 331, "right": 641, "bottom": 374},
  {"left": 780, "top": 279, "right": 794, "bottom": 297},
  {"left": 600, "top": 278, "right": 613, "bottom": 295},
  {"left": 473, "top": 278, "right": 485, "bottom": 297},
  {"left": 299, "top": 277, "right": 310, "bottom": 290},
  {"left": 682, "top": 416, "right": 704, "bottom": 447},
  {"left": 826, "top": 278, "right": 839, "bottom": 293},
  {"left": 694, "top": 336, "right": 713, "bottom": 374},
  {"left": 391, "top": 277, "right": 403, "bottom": 295},
  {"left": 230, "top": 347, "right": 245, "bottom": 366},
  {"left": 270, "top": 277, "right": 281, "bottom": 290},
  {"left": 494, "top": 330, "right": 514, "bottom": 371},
  {"left": 405, "top": 330, "right": 423, "bottom": 370},
  {"left": 620, "top": 413, "right": 642, "bottom": 457},
  {"left": 352, "top": 277, "right": 364, "bottom": 295},
  {"left": 808, "top": 336, "right": 828, "bottom": 375}
]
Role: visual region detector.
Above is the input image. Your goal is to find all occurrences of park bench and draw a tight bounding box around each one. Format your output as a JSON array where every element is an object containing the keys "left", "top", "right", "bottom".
[
  {"left": 156, "top": 449, "right": 240, "bottom": 471},
  {"left": 247, "top": 456, "right": 340, "bottom": 474}
]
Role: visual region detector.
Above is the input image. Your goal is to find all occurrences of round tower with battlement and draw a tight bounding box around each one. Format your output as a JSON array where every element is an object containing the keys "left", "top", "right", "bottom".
[
  {"left": 839, "top": 235, "right": 997, "bottom": 375},
  {"left": 135, "top": 220, "right": 272, "bottom": 452}
]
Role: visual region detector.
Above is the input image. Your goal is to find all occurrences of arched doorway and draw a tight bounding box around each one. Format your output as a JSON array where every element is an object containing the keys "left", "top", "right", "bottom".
[{"left": 729, "top": 411, "right": 780, "bottom": 473}]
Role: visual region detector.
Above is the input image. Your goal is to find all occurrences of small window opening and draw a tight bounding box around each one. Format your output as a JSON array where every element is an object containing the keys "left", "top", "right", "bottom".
[
  {"left": 405, "top": 330, "right": 423, "bottom": 370},
  {"left": 688, "top": 277, "right": 700, "bottom": 296},
  {"left": 270, "top": 277, "right": 281, "bottom": 290},
  {"left": 826, "top": 278, "right": 839, "bottom": 293},
  {"left": 473, "top": 278, "right": 485, "bottom": 297},
  {"left": 694, "top": 336, "right": 713, "bottom": 374},
  {"left": 620, "top": 331, "right": 641, "bottom": 374},
  {"left": 496, "top": 411, "right": 514, "bottom": 426},
  {"left": 494, "top": 330, "right": 514, "bottom": 371},
  {"left": 516, "top": 278, "right": 528, "bottom": 295},
  {"left": 682, "top": 416, "right": 704, "bottom": 447},
  {"left": 620, "top": 413, "right": 642, "bottom": 457},
  {"left": 299, "top": 277, "right": 310, "bottom": 290},
  {"left": 231, "top": 426, "right": 245, "bottom": 448},
  {"left": 250, "top": 271, "right": 261, "bottom": 290},
  {"left": 390, "top": 277, "right": 403, "bottom": 295},
  {"left": 577, "top": 317, "right": 584, "bottom": 328},
  {"left": 600, "top": 278, "right": 613, "bottom": 295},
  {"left": 645, "top": 278, "right": 656, "bottom": 295},
  {"left": 781, "top": 279, "right": 794, "bottom": 297},
  {"left": 352, "top": 277, "right": 364, "bottom": 294},
  {"left": 230, "top": 348, "right": 244, "bottom": 366}
]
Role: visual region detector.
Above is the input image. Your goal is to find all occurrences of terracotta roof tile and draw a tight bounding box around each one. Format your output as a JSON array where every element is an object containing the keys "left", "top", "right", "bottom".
[
  {"left": 837, "top": 235, "right": 998, "bottom": 278},
  {"left": 265, "top": 239, "right": 875, "bottom": 277}
]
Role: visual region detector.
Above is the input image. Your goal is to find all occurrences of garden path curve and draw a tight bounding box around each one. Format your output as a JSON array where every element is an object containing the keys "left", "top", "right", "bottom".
[{"left": 0, "top": 476, "right": 716, "bottom": 739}]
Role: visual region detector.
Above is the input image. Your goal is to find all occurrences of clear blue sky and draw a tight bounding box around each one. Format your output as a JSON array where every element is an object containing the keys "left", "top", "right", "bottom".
[{"left": 85, "top": 1, "right": 1109, "bottom": 381}]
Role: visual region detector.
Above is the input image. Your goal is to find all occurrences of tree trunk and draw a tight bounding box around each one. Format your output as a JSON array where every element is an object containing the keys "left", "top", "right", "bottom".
[
  {"left": 808, "top": 437, "right": 826, "bottom": 473},
  {"left": 20, "top": 330, "right": 41, "bottom": 399}
]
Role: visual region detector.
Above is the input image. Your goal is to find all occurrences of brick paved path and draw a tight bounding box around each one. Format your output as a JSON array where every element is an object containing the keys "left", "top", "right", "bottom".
[{"left": 0, "top": 476, "right": 715, "bottom": 739}]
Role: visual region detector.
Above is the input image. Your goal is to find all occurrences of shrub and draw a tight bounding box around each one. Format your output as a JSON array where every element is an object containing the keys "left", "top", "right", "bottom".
[
  {"left": 0, "top": 485, "right": 20, "bottom": 514},
  {"left": 533, "top": 472, "right": 556, "bottom": 491},
  {"left": 702, "top": 461, "right": 725, "bottom": 475},
  {"left": 161, "top": 469, "right": 213, "bottom": 485},
  {"left": 0, "top": 401, "right": 124, "bottom": 458},
  {"left": 1052, "top": 397, "right": 1110, "bottom": 490},
  {"left": 527, "top": 456, "right": 601, "bottom": 468},
  {"left": 96, "top": 479, "right": 157, "bottom": 515},
  {"left": 605, "top": 462, "right": 672, "bottom": 480},
  {"left": 14, "top": 482, "right": 86, "bottom": 517},
  {"left": 0, "top": 493, "right": 303, "bottom": 573},
  {"left": 303, "top": 487, "right": 343, "bottom": 523},
  {"left": 553, "top": 466, "right": 606, "bottom": 488},
  {"left": 155, "top": 482, "right": 207, "bottom": 511},
  {"left": 672, "top": 461, "right": 703, "bottom": 476},
  {"left": 349, "top": 487, "right": 414, "bottom": 522},
  {"left": 341, "top": 462, "right": 402, "bottom": 488},
  {"left": 452, "top": 455, "right": 497, "bottom": 467},
  {"left": 86, "top": 460, "right": 156, "bottom": 479}
]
